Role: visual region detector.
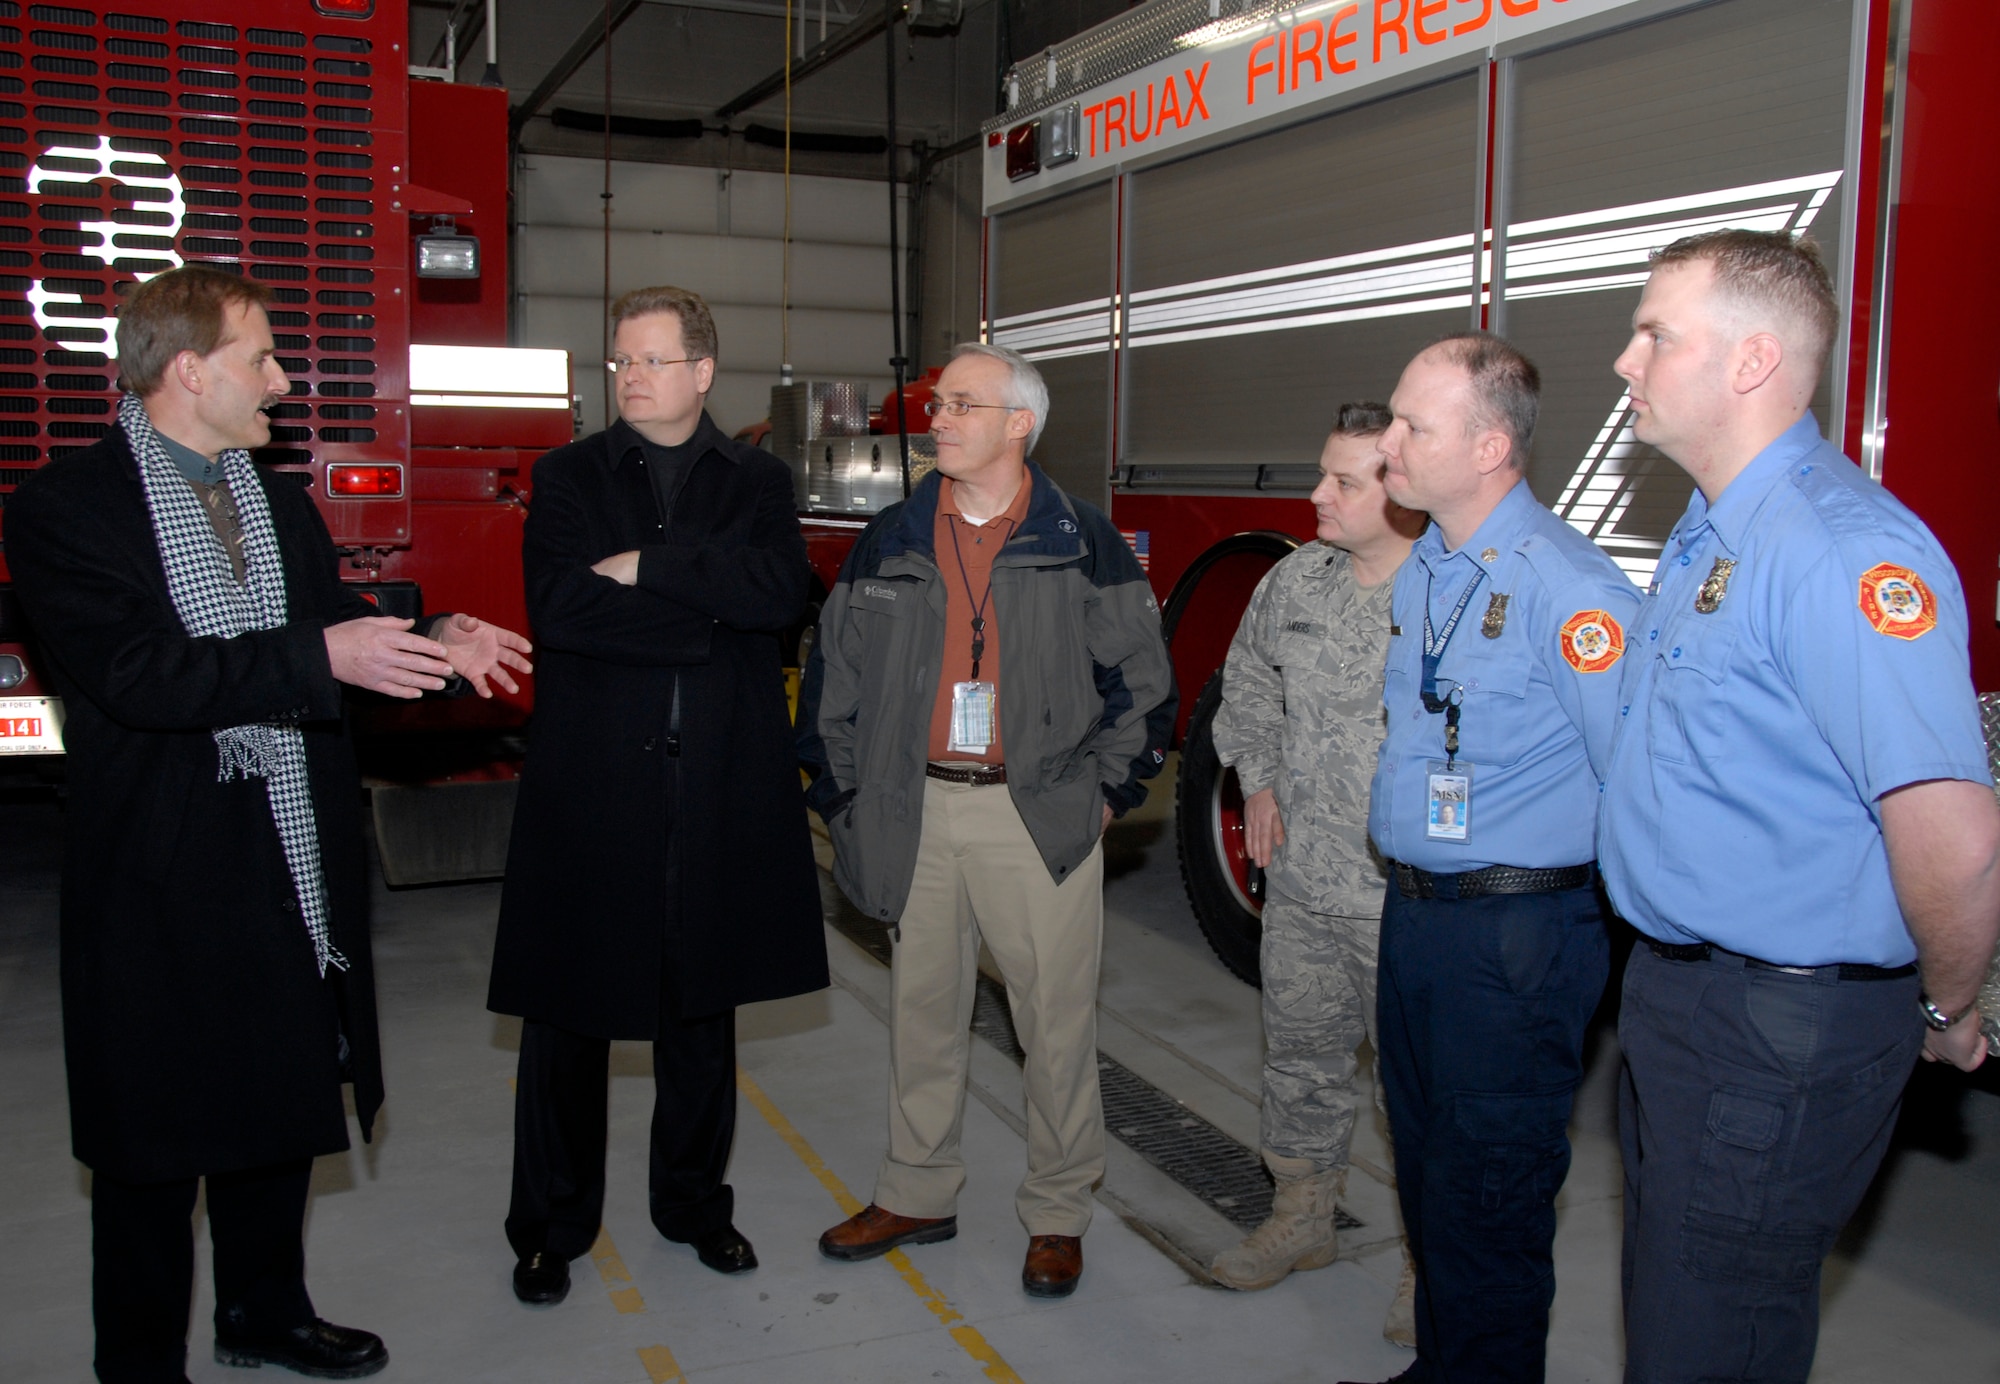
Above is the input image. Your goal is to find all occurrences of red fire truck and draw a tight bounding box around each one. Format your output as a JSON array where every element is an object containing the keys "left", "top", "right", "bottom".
[
  {"left": 797, "top": 0, "right": 2000, "bottom": 982},
  {"left": 0, "top": 0, "right": 569, "bottom": 881}
]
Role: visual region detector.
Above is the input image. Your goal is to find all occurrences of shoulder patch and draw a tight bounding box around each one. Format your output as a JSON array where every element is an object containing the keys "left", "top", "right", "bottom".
[
  {"left": 1858, "top": 562, "right": 1936, "bottom": 639},
  {"left": 1560, "top": 609, "right": 1626, "bottom": 673}
]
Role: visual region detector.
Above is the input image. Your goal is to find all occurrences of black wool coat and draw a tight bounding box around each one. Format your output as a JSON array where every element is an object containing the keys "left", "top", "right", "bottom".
[
  {"left": 4, "top": 430, "right": 385, "bottom": 1184},
  {"left": 487, "top": 414, "right": 827, "bottom": 1036}
]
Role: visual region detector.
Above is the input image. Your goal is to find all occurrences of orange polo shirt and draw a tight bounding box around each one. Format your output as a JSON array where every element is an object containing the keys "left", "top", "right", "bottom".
[{"left": 928, "top": 471, "right": 1034, "bottom": 763}]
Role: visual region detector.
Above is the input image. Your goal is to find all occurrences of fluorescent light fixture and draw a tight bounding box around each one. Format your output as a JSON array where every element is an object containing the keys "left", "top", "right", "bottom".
[
  {"left": 409, "top": 345, "right": 570, "bottom": 396},
  {"left": 409, "top": 393, "right": 571, "bottom": 409}
]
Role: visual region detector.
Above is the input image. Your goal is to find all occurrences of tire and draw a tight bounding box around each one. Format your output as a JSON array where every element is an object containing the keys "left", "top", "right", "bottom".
[{"left": 1175, "top": 670, "right": 1265, "bottom": 986}]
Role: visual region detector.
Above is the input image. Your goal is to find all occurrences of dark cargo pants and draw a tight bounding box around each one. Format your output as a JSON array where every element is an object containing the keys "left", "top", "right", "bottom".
[
  {"left": 1618, "top": 943, "right": 1922, "bottom": 1384},
  {"left": 1376, "top": 877, "right": 1609, "bottom": 1384}
]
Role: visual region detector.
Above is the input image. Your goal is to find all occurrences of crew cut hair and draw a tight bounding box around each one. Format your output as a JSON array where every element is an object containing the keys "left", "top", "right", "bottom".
[
  {"left": 611, "top": 284, "right": 719, "bottom": 361},
  {"left": 116, "top": 264, "right": 271, "bottom": 396},
  {"left": 950, "top": 341, "right": 1051, "bottom": 454},
  {"left": 1651, "top": 229, "right": 1839, "bottom": 378},
  {"left": 1426, "top": 331, "right": 1540, "bottom": 467},
  {"left": 1331, "top": 401, "right": 1393, "bottom": 437}
]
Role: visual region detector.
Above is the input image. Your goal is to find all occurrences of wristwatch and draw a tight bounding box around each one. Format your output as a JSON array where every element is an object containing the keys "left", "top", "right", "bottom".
[{"left": 1919, "top": 993, "right": 1971, "bottom": 1031}]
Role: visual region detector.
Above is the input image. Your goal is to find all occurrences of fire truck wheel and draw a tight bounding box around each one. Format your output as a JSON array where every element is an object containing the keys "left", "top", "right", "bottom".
[{"left": 1175, "top": 671, "right": 1263, "bottom": 987}]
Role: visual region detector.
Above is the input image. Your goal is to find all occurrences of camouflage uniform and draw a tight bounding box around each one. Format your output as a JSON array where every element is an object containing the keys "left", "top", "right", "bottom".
[{"left": 1212, "top": 541, "right": 1394, "bottom": 1170}]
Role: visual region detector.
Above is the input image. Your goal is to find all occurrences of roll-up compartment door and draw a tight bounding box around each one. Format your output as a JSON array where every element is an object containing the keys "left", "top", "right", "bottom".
[
  {"left": 1120, "top": 74, "right": 1480, "bottom": 492},
  {"left": 1501, "top": 0, "right": 1854, "bottom": 582},
  {"left": 988, "top": 183, "right": 1116, "bottom": 508}
]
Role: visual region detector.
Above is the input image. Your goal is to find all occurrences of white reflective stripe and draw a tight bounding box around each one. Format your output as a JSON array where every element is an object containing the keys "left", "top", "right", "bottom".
[
  {"left": 995, "top": 169, "right": 1842, "bottom": 358},
  {"left": 1125, "top": 231, "right": 1474, "bottom": 305},
  {"left": 990, "top": 296, "right": 1113, "bottom": 331},
  {"left": 409, "top": 344, "right": 569, "bottom": 395},
  {"left": 410, "top": 393, "right": 572, "bottom": 409}
]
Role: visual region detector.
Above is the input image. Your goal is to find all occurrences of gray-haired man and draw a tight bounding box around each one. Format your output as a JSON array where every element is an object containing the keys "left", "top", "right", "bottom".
[{"left": 798, "top": 343, "right": 1175, "bottom": 1298}]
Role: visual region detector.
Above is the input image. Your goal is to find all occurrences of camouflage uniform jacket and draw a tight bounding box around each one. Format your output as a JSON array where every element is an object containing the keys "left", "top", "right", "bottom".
[{"left": 1212, "top": 542, "right": 1395, "bottom": 918}]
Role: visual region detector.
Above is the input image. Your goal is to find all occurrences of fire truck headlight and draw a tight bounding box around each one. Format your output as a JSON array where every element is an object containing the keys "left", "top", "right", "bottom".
[
  {"left": 416, "top": 234, "right": 481, "bottom": 279},
  {"left": 0, "top": 655, "right": 25, "bottom": 690}
]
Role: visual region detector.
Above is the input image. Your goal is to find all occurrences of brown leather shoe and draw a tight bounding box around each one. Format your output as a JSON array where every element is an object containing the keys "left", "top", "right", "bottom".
[
  {"left": 818, "top": 1204, "right": 957, "bottom": 1262},
  {"left": 1021, "top": 1234, "right": 1082, "bottom": 1298}
]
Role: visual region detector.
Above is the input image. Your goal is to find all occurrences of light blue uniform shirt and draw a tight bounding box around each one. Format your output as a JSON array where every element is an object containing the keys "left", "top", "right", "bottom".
[
  {"left": 1599, "top": 414, "right": 1991, "bottom": 967},
  {"left": 1369, "top": 479, "right": 1640, "bottom": 872}
]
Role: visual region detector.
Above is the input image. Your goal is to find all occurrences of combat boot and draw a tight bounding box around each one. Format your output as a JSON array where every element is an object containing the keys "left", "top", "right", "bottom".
[
  {"left": 1382, "top": 1242, "right": 1417, "bottom": 1347},
  {"left": 1209, "top": 1152, "right": 1343, "bottom": 1291}
]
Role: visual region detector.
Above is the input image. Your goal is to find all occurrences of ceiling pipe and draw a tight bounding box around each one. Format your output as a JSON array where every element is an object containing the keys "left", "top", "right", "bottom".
[{"left": 714, "top": 0, "right": 899, "bottom": 119}]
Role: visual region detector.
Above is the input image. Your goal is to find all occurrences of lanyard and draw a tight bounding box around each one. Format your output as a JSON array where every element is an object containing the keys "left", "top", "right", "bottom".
[
  {"left": 944, "top": 512, "right": 1016, "bottom": 680},
  {"left": 1421, "top": 565, "right": 1485, "bottom": 709},
  {"left": 1421, "top": 564, "right": 1484, "bottom": 767}
]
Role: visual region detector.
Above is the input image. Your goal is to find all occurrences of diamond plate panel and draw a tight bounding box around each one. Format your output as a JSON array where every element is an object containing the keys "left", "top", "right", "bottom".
[{"left": 984, "top": 0, "right": 1286, "bottom": 133}]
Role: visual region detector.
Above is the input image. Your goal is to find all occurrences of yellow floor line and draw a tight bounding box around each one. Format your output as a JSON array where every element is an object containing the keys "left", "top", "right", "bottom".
[
  {"left": 638, "top": 1343, "right": 688, "bottom": 1382},
  {"left": 736, "top": 1066, "right": 1027, "bottom": 1384},
  {"left": 589, "top": 1226, "right": 646, "bottom": 1314}
]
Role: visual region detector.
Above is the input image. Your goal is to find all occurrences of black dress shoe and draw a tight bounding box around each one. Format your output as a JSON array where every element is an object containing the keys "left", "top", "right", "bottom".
[
  {"left": 691, "top": 1224, "right": 758, "bottom": 1274},
  {"left": 214, "top": 1318, "right": 387, "bottom": 1379},
  {"left": 512, "top": 1250, "right": 572, "bottom": 1305}
]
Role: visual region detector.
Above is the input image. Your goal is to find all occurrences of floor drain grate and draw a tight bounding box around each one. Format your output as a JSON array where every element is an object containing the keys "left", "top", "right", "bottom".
[
  {"left": 974, "top": 975, "right": 1360, "bottom": 1237},
  {"left": 821, "top": 873, "right": 1361, "bottom": 1237}
]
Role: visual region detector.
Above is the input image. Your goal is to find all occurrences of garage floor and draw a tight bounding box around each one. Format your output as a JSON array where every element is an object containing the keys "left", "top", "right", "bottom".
[{"left": 3, "top": 767, "right": 1998, "bottom": 1384}]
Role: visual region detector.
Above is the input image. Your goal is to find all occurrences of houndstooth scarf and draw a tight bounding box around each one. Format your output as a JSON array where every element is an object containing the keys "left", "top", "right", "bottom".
[{"left": 122, "top": 392, "right": 345, "bottom": 976}]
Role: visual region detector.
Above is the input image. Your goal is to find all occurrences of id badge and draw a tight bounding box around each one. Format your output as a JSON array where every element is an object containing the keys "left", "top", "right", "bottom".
[
  {"left": 1425, "top": 760, "right": 1473, "bottom": 842},
  {"left": 949, "top": 680, "right": 996, "bottom": 754}
]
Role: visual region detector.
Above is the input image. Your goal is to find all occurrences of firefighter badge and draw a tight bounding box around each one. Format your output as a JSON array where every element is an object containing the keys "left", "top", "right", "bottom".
[
  {"left": 1560, "top": 609, "right": 1625, "bottom": 673},
  {"left": 1693, "top": 557, "right": 1736, "bottom": 614},
  {"left": 1858, "top": 562, "right": 1936, "bottom": 640}
]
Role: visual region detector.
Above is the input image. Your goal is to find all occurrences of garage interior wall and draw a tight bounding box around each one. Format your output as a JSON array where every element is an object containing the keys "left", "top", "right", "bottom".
[{"left": 514, "top": 155, "right": 907, "bottom": 438}]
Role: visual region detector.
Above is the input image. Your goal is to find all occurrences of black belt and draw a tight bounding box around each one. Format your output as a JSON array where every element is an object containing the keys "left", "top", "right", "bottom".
[
  {"left": 926, "top": 761, "right": 1007, "bottom": 786},
  {"left": 1391, "top": 862, "right": 1593, "bottom": 899},
  {"left": 1644, "top": 938, "right": 1916, "bottom": 982}
]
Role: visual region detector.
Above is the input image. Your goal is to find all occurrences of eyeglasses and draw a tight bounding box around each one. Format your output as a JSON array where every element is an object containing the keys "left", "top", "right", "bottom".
[
  {"left": 605, "top": 355, "right": 703, "bottom": 375},
  {"left": 923, "top": 398, "right": 1022, "bottom": 418}
]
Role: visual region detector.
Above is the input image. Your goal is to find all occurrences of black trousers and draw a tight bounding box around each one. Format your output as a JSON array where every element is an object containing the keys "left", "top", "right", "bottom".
[
  {"left": 1377, "top": 879, "right": 1609, "bottom": 1384},
  {"left": 92, "top": 1158, "right": 315, "bottom": 1384},
  {"left": 1619, "top": 944, "right": 1921, "bottom": 1384},
  {"left": 505, "top": 1011, "right": 738, "bottom": 1261}
]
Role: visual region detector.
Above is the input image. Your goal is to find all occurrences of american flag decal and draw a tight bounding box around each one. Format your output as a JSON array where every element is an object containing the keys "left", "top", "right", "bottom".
[{"left": 1119, "top": 529, "right": 1151, "bottom": 572}]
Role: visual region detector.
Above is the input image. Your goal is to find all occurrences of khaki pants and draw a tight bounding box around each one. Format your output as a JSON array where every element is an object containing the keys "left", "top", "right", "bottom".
[{"left": 874, "top": 776, "right": 1106, "bottom": 1236}]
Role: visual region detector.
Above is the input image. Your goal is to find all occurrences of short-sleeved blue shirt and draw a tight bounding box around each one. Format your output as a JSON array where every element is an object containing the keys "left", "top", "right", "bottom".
[
  {"left": 1599, "top": 414, "right": 1991, "bottom": 967},
  {"left": 1369, "top": 479, "right": 1641, "bottom": 872}
]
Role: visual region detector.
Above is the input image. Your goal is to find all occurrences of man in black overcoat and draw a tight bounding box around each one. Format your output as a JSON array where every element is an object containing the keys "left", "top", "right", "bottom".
[
  {"left": 488, "top": 285, "right": 827, "bottom": 1304},
  {"left": 4, "top": 265, "right": 532, "bottom": 1384}
]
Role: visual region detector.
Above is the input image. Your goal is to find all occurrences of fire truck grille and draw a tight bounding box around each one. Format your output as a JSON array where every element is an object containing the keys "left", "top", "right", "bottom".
[{"left": 0, "top": 0, "right": 401, "bottom": 478}]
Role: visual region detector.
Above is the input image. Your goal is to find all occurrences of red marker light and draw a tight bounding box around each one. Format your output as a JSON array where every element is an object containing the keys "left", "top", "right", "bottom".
[
  {"left": 1005, "top": 121, "right": 1041, "bottom": 181},
  {"left": 327, "top": 464, "right": 403, "bottom": 497},
  {"left": 313, "top": 0, "right": 375, "bottom": 14}
]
